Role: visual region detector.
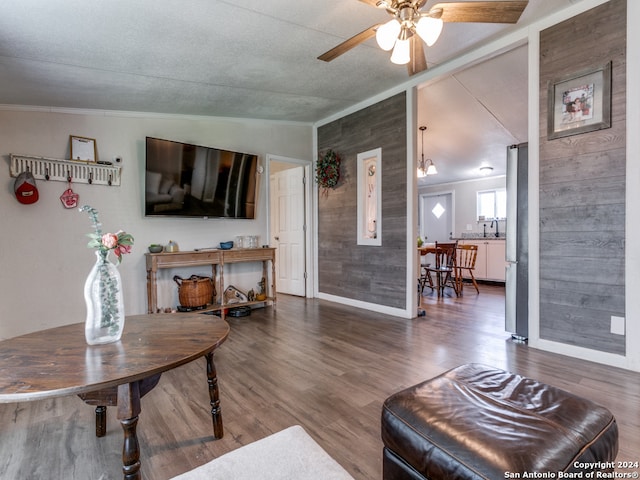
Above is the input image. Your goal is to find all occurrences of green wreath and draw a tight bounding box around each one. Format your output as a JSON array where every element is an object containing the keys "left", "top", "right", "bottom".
[{"left": 316, "top": 149, "right": 341, "bottom": 191}]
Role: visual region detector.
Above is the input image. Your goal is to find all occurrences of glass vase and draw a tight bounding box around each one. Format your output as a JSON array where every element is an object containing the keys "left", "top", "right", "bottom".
[{"left": 84, "top": 250, "right": 125, "bottom": 345}]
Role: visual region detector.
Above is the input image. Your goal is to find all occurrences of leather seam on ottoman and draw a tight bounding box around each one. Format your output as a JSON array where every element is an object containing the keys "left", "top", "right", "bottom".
[{"left": 562, "top": 417, "right": 618, "bottom": 471}]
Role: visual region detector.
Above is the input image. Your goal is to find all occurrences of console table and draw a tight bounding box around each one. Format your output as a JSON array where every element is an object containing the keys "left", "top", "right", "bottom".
[{"left": 145, "top": 248, "right": 276, "bottom": 314}]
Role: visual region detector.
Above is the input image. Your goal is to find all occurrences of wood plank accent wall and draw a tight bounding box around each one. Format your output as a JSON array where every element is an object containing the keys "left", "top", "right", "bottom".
[
  {"left": 317, "top": 93, "right": 407, "bottom": 309},
  {"left": 539, "top": 0, "right": 626, "bottom": 354}
]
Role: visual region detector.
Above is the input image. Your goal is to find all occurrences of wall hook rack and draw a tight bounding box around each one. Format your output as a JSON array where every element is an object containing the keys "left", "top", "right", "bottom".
[{"left": 10, "top": 154, "right": 121, "bottom": 186}]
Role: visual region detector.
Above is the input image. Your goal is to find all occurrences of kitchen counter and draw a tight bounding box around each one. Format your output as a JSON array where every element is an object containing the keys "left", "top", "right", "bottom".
[{"left": 451, "top": 236, "right": 506, "bottom": 241}]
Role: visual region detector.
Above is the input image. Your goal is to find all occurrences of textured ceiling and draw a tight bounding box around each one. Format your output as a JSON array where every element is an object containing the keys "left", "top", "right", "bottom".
[
  {"left": 1, "top": 0, "right": 581, "bottom": 122},
  {"left": 0, "top": 0, "right": 585, "bottom": 183},
  {"left": 417, "top": 44, "right": 529, "bottom": 184}
]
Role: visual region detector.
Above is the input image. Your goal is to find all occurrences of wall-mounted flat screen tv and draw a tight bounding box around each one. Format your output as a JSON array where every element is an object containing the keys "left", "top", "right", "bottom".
[{"left": 145, "top": 136, "right": 258, "bottom": 219}]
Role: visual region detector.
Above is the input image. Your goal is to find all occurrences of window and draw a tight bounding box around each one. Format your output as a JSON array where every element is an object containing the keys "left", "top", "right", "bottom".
[{"left": 477, "top": 189, "right": 506, "bottom": 220}]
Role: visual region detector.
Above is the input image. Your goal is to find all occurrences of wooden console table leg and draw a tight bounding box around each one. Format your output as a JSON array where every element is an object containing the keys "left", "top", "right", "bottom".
[
  {"left": 270, "top": 255, "right": 277, "bottom": 308},
  {"left": 117, "top": 382, "right": 142, "bottom": 480},
  {"left": 95, "top": 405, "right": 107, "bottom": 437},
  {"left": 146, "top": 268, "right": 157, "bottom": 314},
  {"left": 212, "top": 264, "right": 218, "bottom": 304},
  {"left": 205, "top": 352, "right": 224, "bottom": 439}
]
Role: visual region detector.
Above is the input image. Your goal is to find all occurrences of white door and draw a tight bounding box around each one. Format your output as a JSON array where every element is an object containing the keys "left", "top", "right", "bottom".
[
  {"left": 270, "top": 167, "right": 306, "bottom": 296},
  {"left": 420, "top": 192, "right": 453, "bottom": 243}
]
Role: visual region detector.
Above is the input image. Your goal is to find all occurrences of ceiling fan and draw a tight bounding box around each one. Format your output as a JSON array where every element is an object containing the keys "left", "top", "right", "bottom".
[{"left": 318, "top": 1, "right": 528, "bottom": 76}]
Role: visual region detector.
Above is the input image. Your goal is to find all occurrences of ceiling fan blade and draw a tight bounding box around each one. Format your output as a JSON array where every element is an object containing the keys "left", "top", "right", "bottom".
[
  {"left": 318, "top": 24, "right": 380, "bottom": 62},
  {"left": 360, "top": 0, "right": 428, "bottom": 10},
  {"left": 358, "top": 0, "right": 381, "bottom": 7},
  {"left": 431, "top": 1, "right": 528, "bottom": 24},
  {"left": 407, "top": 37, "right": 428, "bottom": 76}
]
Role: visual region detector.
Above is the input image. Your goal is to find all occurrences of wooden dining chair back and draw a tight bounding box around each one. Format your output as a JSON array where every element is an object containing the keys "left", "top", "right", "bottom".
[
  {"left": 456, "top": 244, "right": 480, "bottom": 294},
  {"left": 425, "top": 241, "right": 459, "bottom": 297}
]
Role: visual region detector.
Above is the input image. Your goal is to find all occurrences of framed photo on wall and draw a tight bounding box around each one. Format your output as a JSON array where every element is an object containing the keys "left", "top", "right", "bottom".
[
  {"left": 547, "top": 61, "right": 612, "bottom": 140},
  {"left": 70, "top": 135, "right": 97, "bottom": 162}
]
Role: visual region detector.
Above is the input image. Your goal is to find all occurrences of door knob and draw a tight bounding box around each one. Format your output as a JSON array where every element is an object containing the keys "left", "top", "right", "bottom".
[{"left": 274, "top": 236, "right": 280, "bottom": 241}]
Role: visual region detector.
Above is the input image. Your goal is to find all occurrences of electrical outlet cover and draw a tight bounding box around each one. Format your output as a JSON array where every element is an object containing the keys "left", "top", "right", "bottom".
[{"left": 610, "top": 316, "right": 625, "bottom": 335}]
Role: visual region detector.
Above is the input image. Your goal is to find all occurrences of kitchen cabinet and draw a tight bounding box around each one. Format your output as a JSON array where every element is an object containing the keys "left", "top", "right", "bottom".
[
  {"left": 486, "top": 241, "right": 507, "bottom": 281},
  {"left": 459, "top": 240, "right": 506, "bottom": 282}
]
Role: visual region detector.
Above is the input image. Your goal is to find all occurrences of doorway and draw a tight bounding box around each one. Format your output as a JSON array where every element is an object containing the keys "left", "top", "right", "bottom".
[
  {"left": 419, "top": 192, "right": 454, "bottom": 243},
  {"left": 268, "top": 156, "right": 310, "bottom": 297}
]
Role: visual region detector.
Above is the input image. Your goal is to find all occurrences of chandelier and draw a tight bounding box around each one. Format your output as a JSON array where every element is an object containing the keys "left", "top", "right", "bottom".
[
  {"left": 417, "top": 126, "right": 437, "bottom": 177},
  {"left": 375, "top": 1, "right": 444, "bottom": 65}
]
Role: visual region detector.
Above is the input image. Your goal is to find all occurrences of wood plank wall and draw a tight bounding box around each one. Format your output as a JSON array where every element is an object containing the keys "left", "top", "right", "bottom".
[
  {"left": 538, "top": 0, "right": 626, "bottom": 354},
  {"left": 317, "top": 93, "right": 407, "bottom": 309}
]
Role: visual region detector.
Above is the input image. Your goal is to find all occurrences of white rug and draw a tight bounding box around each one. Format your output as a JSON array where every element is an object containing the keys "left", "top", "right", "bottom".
[{"left": 171, "top": 425, "right": 355, "bottom": 480}]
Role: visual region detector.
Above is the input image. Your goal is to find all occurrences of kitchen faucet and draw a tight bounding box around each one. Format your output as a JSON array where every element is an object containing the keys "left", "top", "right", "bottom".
[{"left": 490, "top": 219, "right": 499, "bottom": 238}]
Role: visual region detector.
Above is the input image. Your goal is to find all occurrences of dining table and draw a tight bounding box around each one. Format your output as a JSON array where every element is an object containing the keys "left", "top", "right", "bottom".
[
  {"left": 418, "top": 243, "right": 438, "bottom": 255},
  {"left": 0, "top": 312, "right": 230, "bottom": 480}
]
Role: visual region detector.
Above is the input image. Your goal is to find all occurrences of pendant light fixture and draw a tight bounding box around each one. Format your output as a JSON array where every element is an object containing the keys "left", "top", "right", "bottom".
[
  {"left": 417, "top": 126, "right": 437, "bottom": 177},
  {"left": 426, "top": 158, "right": 437, "bottom": 175}
]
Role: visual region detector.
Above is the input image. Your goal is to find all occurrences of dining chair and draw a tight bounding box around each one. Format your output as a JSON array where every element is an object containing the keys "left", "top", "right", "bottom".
[
  {"left": 424, "top": 241, "right": 459, "bottom": 297},
  {"left": 455, "top": 244, "right": 480, "bottom": 294}
]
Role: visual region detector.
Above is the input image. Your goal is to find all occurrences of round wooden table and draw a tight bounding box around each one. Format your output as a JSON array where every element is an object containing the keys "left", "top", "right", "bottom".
[{"left": 0, "top": 313, "right": 230, "bottom": 480}]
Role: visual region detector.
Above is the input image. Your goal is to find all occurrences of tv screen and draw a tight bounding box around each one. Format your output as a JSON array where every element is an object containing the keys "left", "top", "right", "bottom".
[{"left": 145, "top": 137, "right": 258, "bottom": 219}]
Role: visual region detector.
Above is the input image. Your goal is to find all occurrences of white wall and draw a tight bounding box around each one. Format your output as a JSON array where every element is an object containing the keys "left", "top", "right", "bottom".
[
  {"left": 0, "top": 107, "right": 312, "bottom": 339},
  {"left": 418, "top": 176, "right": 506, "bottom": 237}
]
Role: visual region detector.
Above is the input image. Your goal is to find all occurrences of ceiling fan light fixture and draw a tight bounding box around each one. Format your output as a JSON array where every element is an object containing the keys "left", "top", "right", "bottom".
[
  {"left": 376, "top": 19, "right": 401, "bottom": 51},
  {"left": 318, "top": 1, "right": 529, "bottom": 75},
  {"left": 415, "top": 16, "right": 443, "bottom": 47},
  {"left": 390, "top": 36, "right": 411, "bottom": 64}
]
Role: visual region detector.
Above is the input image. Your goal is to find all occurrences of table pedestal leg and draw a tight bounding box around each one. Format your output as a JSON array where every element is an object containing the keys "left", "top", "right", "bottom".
[
  {"left": 117, "top": 382, "right": 142, "bottom": 480},
  {"left": 205, "top": 352, "right": 223, "bottom": 439}
]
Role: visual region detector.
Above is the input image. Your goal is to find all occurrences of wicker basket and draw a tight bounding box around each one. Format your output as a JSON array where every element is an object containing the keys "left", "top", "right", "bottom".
[{"left": 173, "top": 275, "right": 215, "bottom": 308}]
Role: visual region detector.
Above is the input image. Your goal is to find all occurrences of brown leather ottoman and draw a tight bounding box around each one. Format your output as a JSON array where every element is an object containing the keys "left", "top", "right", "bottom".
[{"left": 381, "top": 364, "right": 618, "bottom": 480}]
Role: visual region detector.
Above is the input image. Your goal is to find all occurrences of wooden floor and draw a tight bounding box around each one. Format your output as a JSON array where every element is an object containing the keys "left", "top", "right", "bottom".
[{"left": 1, "top": 284, "right": 639, "bottom": 479}]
